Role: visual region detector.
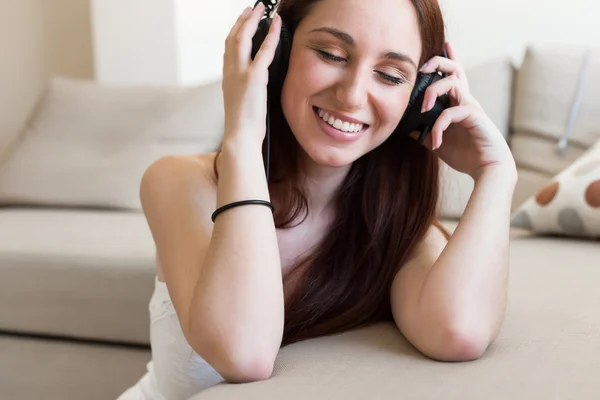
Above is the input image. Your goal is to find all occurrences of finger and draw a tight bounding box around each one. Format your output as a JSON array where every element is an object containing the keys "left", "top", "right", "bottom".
[
  {"left": 419, "top": 55, "right": 460, "bottom": 76},
  {"left": 444, "top": 42, "right": 469, "bottom": 90},
  {"left": 235, "top": 2, "right": 267, "bottom": 68},
  {"left": 421, "top": 74, "right": 461, "bottom": 113},
  {"left": 227, "top": 6, "right": 253, "bottom": 40},
  {"left": 224, "top": 6, "right": 257, "bottom": 71},
  {"left": 252, "top": 14, "right": 282, "bottom": 71},
  {"left": 430, "top": 106, "right": 473, "bottom": 150}
]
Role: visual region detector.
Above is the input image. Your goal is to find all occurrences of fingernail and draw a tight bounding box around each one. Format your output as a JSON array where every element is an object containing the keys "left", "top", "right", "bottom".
[
  {"left": 243, "top": 7, "right": 252, "bottom": 15},
  {"left": 421, "top": 98, "right": 433, "bottom": 113}
]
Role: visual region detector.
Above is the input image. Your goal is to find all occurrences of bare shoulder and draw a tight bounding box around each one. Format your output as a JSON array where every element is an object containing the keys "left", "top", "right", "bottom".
[
  {"left": 141, "top": 152, "right": 217, "bottom": 191},
  {"left": 139, "top": 152, "right": 218, "bottom": 283},
  {"left": 140, "top": 152, "right": 218, "bottom": 210}
]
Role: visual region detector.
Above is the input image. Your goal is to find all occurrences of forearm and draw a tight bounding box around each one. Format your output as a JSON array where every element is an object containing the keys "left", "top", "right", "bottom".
[
  {"left": 190, "top": 138, "right": 284, "bottom": 374},
  {"left": 419, "top": 165, "right": 517, "bottom": 342}
]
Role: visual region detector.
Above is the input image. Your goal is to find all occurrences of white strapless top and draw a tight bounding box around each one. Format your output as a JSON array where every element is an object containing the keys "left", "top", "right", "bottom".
[{"left": 116, "top": 277, "right": 224, "bottom": 400}]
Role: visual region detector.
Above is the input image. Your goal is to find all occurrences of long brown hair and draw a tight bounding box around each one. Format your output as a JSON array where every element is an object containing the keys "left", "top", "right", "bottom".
[{"left": 215, "top": 0, "right": 449, "bottom": 347}]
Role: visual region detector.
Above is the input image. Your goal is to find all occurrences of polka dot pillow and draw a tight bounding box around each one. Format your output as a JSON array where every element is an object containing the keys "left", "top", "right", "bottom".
[{"left": 511, "top": 139, "right": 600, "bottom": 239}]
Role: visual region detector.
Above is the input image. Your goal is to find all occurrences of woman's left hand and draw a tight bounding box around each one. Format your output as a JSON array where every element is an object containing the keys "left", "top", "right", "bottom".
[{"left": 410, "top": 42, "right": 516, "bottom": 181}]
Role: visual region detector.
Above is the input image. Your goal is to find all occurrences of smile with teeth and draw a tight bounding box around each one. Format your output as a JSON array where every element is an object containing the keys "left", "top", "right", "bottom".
[{"left": 316, "top": 107, "right": 366, "bottom": 133}]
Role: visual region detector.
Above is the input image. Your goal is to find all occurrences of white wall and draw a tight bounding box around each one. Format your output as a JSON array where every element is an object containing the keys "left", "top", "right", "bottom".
[
  {"left": 0, "top": 0, "right": 93, "bottom": 156},
  {"left": 90, "top": 0, "right": 179, "bottom": 85},
  {"left": 91, "top": 0, "right": 239, "bottom": 86},
  {"left": 440, "top": 0, "right": 600, "bottom": 67},
  {"left": 174, "top": 0, "right": 235, "bottom": 84}
]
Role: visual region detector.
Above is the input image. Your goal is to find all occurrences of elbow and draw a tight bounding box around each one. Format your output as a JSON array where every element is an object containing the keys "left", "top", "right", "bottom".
[
  {"left": 216, "top": 343, "right": 276, "bottom": 383},
  {"left": 424, "top": 328, "right": 489, "bottom": 362},
  {"left": 187, "top": 322, "right": 277, "bottom": 383},
  {"left": 443, "top": 329, "right": 488, "bottom": 361},
  {"left": 215, "top": 351, "right": 275, "bottom": 383}
]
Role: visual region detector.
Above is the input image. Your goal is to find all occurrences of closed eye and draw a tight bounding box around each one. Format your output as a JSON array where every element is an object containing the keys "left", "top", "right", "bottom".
[
  {"left": 315, "top": 50, "right": 407, "bottom": 86},
  {"left": 316, "top": 49, "right": 346, "bottom": 63},
  {"left": 377, "top": 72, "right": 406, "bottom": 85}
]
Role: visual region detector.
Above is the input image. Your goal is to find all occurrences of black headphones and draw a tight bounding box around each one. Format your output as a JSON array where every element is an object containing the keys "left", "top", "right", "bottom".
[{"left": 250, "top": 0, "right": 450, "bottom": 181}]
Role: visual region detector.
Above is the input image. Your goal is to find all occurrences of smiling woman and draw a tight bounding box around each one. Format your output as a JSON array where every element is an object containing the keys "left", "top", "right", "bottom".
[
  {"left": 118, "top": 0, "right": 516, "bottom": 398},
  {"left": 256, "top": 0, "right": 450, "bottom": 345}
]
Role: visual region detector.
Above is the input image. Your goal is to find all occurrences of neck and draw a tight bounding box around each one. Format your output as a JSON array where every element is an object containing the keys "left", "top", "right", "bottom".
[{"left": 297, "top": 151, "right": 352, "bottom": 220}]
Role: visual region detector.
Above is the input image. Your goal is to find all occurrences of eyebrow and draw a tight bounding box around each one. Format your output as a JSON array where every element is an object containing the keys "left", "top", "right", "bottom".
[{"left": 309, "top": 27, "right": 418, "bottom": 71}]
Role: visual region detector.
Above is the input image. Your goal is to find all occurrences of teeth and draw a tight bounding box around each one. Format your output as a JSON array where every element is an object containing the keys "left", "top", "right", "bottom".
[{"left": 316, "top": 108, "right": 364, "bottom": 133}]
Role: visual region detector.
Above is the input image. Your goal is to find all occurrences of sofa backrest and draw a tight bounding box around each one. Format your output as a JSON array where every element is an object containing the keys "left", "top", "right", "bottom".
[{"left": 509, "top": 44, "right": 600, "bottom": 208}]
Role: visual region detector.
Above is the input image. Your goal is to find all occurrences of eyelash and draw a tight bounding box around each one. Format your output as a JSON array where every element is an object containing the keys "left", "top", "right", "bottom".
[{"left": 315, "top": 50, "right": 406, "bottom": 85}]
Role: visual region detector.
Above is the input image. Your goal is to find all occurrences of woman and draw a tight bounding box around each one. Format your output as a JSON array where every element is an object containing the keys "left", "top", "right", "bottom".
[{"left": 118, "top": 0, "right": 517, "bottom": 398}]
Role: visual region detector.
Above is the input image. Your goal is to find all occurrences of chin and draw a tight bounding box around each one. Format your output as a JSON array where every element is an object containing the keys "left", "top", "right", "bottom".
[{"left": 300, "top": 141, "right": 361, "bottom": 168}]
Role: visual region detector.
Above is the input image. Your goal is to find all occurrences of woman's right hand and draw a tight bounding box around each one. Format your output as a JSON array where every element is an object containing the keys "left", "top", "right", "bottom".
[{"left": 222, "top": 3, "right": 282, "bottom": 149}]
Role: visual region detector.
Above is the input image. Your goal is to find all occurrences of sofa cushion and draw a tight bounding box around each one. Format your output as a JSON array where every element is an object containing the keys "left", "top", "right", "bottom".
[
  {"left": 192, "top": 225, "right": 600, "bottom": 399},
  {"left": 0, "top": 207, "right": 155, "bottom": 344},
  {"left": 511, "top": 139, "right": 600, "bottom": 238},
  {"left": 0, "top": 334, "right": 151, "bottom": 400},
  {"left": 510, "top": 44, "right": 600, "bottom": 209},
  {"left": 0, "top": 76, "right": 224, "bottom": 211}
]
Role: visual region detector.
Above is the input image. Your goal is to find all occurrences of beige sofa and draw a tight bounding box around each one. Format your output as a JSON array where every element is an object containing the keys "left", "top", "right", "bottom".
[{"left": 1, "top": 44, "right": 599, "bottom": 400}]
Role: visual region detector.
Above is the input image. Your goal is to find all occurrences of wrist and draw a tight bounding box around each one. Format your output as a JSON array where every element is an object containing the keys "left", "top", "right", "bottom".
[
  {"left": 218, "top": 139, "right": 265, "bottom": 176},
  {"left": 216, "top": 137, "right": 270, "bottom": 206},
  {"left": 221, "top": 135, "right": 264, "bottom": 156},
  {"left": 472, "top": 161, "right": 518, "bottom": 187}
]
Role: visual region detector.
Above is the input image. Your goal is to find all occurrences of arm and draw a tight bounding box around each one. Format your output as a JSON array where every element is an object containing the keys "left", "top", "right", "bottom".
[
  {"left": 139, "top": 145, "right": 283, "bottom": 382},
  {"left": 391, "top": 166, "right": 517, "bottom": 361}
]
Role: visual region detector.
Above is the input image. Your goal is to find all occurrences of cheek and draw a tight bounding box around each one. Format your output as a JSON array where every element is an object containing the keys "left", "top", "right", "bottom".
[
  {"left": 281, "top": 51, "right": 333, "bottom": 131},
  {"left": 374, "top": 92, "right": 411, "bottom": 137},
  {"left": 284, "top": 51, "right": 330, "bottom": 101}
]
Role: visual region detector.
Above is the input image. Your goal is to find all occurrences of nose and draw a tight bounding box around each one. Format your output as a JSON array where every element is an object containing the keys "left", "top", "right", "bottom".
[{"left": 334, "top": 66, "right": 369, "bottom": 111}]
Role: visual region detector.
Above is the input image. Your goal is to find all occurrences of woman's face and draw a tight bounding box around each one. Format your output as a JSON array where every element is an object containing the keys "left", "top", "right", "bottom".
[{"left": 281, "top": 0, "right": 423, "bottom": 168}]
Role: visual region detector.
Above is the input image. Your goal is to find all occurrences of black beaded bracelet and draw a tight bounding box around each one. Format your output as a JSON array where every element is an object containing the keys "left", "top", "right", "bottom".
[{"left": 211, "top": 199, "right": 275, "bottom": 223}]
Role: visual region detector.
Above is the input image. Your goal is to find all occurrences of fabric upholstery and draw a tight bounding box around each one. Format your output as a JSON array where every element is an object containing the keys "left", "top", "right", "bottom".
[
  {"left": 510, "top": 45, "right": 600, "bottom": 195},
  {"left": 0, "top": 207, "right": 156, "bottom": 344},
  {"left": 0, "top": 334, "right": 151, "bottom": 400},
  {"left": 512, "top": 139, "right": 600, "bottom": 238},
  {"left": 1, "top": 216, "right": 599, "bottom": 399},
  {"left": 0, "top": 77, "right": 224, "bottom": 210},
  {"left": 191, "top": 224, "right": 600, "bottom": 399}
]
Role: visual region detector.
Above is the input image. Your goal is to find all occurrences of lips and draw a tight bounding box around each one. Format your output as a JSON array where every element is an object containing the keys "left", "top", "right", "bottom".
[
  {"left": 313, "top": 106, "right": 369, "bottom": 134},
  {"left": 312, "top": 106, "right": 368, "bottom": 142}
]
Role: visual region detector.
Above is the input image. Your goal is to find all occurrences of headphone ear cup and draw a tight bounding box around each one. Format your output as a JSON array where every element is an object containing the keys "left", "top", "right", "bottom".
[
  {"left": 395, "top": 71, "right": 450, "bottom": 140},
  {"left": 404, "top": 72, "right": 435, "bottom": 120},
  {"left": 251, "top": 17, "right": 292, "bottom": 99}
]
